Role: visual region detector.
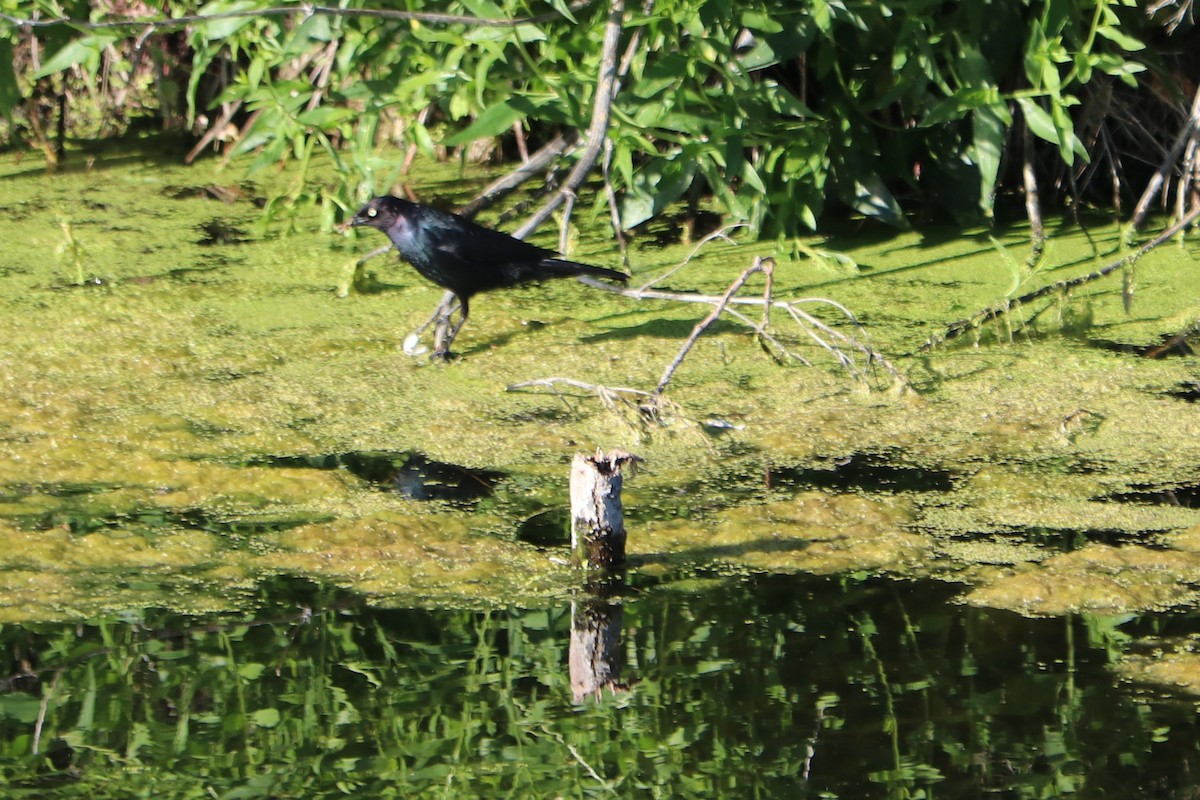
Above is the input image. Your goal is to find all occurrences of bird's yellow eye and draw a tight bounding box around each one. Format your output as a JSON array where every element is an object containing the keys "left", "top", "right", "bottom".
[{"left": 367, "top": 208, "right": 378, "bottom": 218}]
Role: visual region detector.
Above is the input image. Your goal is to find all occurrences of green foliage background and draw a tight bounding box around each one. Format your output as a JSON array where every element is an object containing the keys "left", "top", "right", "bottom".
[{"left": 0, "top": 0, "right": 1171, "bottom": 235}]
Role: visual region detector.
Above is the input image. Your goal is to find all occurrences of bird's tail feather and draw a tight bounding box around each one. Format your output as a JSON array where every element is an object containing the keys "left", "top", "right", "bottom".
[{"left": 539, "top": 258, "right": 628, "bottom": 284}]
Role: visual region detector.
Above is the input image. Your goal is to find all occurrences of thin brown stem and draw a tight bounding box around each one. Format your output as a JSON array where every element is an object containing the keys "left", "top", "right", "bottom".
[
  {"left": 458, "top": 131, "right": 578, "bottom": 220},
  {"left": 1131, "top": 81, "right": 1200, "bottom": 231},
  {"left": 0, "top": 1, "right": 595, "bottom": 31},
  {"left": 654, "top": 258, "right": 764, "bottom": 396},
  {"left": 514, "top": 0, "right": 624, "bottom": 239},
  {"left": 923, "top": 202, "right": 1200, "bottom": 350},
  {"left": 1022, "top": 114, "right": 1045, "bottom": 265}
]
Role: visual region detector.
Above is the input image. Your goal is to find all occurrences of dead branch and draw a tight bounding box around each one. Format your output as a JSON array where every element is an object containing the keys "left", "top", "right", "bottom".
[
  {"left": 514, "top": 0, "right": 624, "bottom": 241},
  {"left": 507, "top": 376, "right": 656, "bottom": 401},
  {"left": 185, "top": 100, "right": 241, "bottom": 164},
  {"left": 922, "top": 202, "right": 1200, "bottom": 351},
  {"left": 1130, "top": 81, "right": 1200, "bottom": 231},
  {"left": 0, "top": 1, "right": 595, "bottom": 31},
  {"left": 602, "top": 137, "right": 629, "bottom": 266},
  {"left": 506, "top": 377, "right": 681, "bottom": 433},
  {"left": 636, "top": 223, "right": 747, "bottom": 292},
  {"left": 655, "top": 258, "right": 765, "bottom": 395},
  {"left": 571, "top": 272, "right": 899, "bottom": 380},
  {"left": 722, "top": 305, "right": 811, "bottom": 366},
  {"left": 458, "top": 131, "right": 578, "bottom": 220},
  {"left": 1143, "top": 317, "right": 1200, "bottom": 358},
  {"left": 1021, "top": 116, "right": 1046, "bottom": 265}
]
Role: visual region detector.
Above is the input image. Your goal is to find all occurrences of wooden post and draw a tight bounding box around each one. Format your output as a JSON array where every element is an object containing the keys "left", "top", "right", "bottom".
[{"left": 569, "top": 449, "right": 639, "bottom": 569}]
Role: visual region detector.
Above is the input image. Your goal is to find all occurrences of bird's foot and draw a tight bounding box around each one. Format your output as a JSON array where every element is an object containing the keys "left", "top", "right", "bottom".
[{"left": 402, "top": 333, "right": 429, "bottom": 356}]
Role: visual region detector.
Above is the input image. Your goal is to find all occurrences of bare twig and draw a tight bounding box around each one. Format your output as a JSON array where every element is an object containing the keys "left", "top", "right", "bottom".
[
  {"left": 0, "top": 2, "right": 594, "bottom": 31},
  {"left": 508, "top": 376, "right": 656, "bottom": 399},
  {"left": 306, "top": 38, "right": 341, "bottom": 112},
  {"left": 577, "top": 271, "right": 892, "bottom": 375},
  {"left": 722, "top": 305, "right": 811, "bottom": 365},
  {"left": 507, "top": 377, "right": 676, "bottom": 433},
  {"left": 514, "top": 0, "right": 624, "bottom": 240},
  {"left": 1130, "top": 82, "right": 1200, "bottom": 231},
  {"left": 185, "top": 100, "right": 242, "bottom": 164},
  {"left": 1147, "top": 0, "right": 1195, "bottom": 33},
  {"left": 602, "top": 137, "right": 629, "bottom": 266},
  {"left": 512, "top": 120, "right": 530, "bottom": 163},
  {"left": 923, "top": 202, "right": 1200, "bottom": 350},
  {"left": 655, "top": 258, "right": 765, "bottom": 395},
  {"left": 32, "top": 669, "right": 61, "bottom": 755},
  {"left": 636, "top": 223, "right": 747, "bottom": 292},
  {"left": 356, "top": 243, "right": 395, "bottom": 266},
  {"left": 458, "top": 131, "right": 578, "bottom": 220},
  {"left": 558, "top": 188, "right": 578, "bottom": 254},
  {"left": 1143, "top": 318, "right": 1200, "bottom": 358},
  {"left": 1021, "top": 115, "right": 1046, "bottom": 265}
]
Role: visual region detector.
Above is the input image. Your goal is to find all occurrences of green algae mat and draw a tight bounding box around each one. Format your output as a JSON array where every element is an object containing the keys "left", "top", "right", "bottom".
[{"left": 2, "top": 141, "right": 1200, "bottom": 641}]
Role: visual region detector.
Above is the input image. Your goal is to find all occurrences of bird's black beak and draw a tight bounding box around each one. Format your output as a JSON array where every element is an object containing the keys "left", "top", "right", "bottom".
[{"left": 336, "top": 214, "right": 365, "bottom": 233}]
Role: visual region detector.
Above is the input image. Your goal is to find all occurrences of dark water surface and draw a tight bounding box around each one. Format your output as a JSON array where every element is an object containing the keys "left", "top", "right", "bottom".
[{"left": 2, "top": 571, "right": 1197, "bottom": 799}]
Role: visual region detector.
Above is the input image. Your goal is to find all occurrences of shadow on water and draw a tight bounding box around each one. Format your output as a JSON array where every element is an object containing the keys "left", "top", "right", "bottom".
[
  {"left": 2, "top": 571, "right": 1199, "bottom": 797},
  {"left": 1104, "top": 483, "right": 1200, "bottom": 509},
  {"left": 1171, "top": 381, "right": 1200, "bottom": 402},
  {"left": 254, "top": 451, "right": 507, "bottom": 502},
  {"left": 0, "top": 482, "right": 331, "bottom": 535},
  {"left": 1088, "top": 334, "right": 1197, "bottom": 358},
  {"left": 766, "top": 450, "right": 958, "bottom": 493}
]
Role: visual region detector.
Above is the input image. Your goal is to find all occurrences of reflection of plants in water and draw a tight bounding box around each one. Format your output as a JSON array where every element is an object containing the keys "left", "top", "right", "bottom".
[{"left": 0, "top": 576, "right": 1197, "bottom": 797}]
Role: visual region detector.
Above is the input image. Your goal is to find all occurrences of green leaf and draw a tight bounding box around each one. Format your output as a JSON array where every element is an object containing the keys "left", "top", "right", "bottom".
[
  {"left": 35, "top": 35, "right": 114, "bottom": 79},
  {"left": 458, "top": 0, "right": 506, "bottom": 20},
  {"left": 619, "top": 157, "right": 697, "bottom": 229},
  {"left": 194, "top": 0, "right": 261, "bottom": 40},
  {"left": 843, "top": 172, "right": 908, "bottom": 229},
  {"left": 971, "top": 104, "right": 1006, "bottom": 218},
  {"left": 0, "top": 693, "right": 41, "bottom": 723},
  {"left": 547, "top": 0, "right": 579, "bottom": 23},
  {"left": 411, "top": 121, "right": 437, "bottom": 158},
  {"left": 444, "top": 97, "right": 540, "bottom": 146},
  {"left": 247, "top": 57, "right": 265, "bottom": 91},
  {"left": 1016, "top": 97, "right": 1057, "bottom": 145},
  {"left": 237, "top": 662, "right": 266, "bottom": 680},
  {"left": 758, "top": 80, "right": 814, "bottom": 118},
  {"left": 1095, "top": 25, "right": 1145, "bottom": 52},
  {"left": 741, "top": 11, "right": 783, "bottom": 34},
  {"left": 297, "top": 106, "right": 355, "bottom": 128},
  {"left": 252, "top": 708, "right": 282, "bottom": 728}
]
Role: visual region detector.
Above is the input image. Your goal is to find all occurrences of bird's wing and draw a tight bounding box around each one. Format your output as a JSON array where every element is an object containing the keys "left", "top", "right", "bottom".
[{"left": 426, "top": 213, "right": 550, "bottom": 266}]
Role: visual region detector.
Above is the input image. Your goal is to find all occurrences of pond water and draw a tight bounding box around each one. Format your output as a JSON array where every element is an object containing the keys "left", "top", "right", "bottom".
[
  {"left": 4, "top": 141, "right": 1200, "bottom": 797},
  {"left": 4, "top": 571, "right": 1199, "bottom": 798}
]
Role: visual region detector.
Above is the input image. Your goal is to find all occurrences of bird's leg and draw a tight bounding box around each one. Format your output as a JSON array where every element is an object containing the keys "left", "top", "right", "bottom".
[
  {"left": 444, "top": 310, "right": 468, "bottom": 350},
  {"left": 433, "top": 298, "right": 469, "bottom": 360},
  {"left": 432, "top": 311, "right": 452, "bottom": 359},
  {"left": 403, "top": 290, "right": 457, "bottom": 356}
]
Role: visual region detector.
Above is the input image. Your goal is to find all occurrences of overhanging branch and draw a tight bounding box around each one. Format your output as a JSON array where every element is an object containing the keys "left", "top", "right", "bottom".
[{"left": 0, "top": 1, "right": 594, "bottom": 32}]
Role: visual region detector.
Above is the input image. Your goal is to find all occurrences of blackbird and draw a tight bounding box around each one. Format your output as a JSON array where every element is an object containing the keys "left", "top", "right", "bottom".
[{"left": 350, "top": 196, "right": 628, "bottom": 355}]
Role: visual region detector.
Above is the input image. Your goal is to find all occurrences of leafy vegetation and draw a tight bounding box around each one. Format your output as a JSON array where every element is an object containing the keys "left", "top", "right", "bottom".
[{"left": 0, "top": 0, "right": 1178, "bottom": 238}]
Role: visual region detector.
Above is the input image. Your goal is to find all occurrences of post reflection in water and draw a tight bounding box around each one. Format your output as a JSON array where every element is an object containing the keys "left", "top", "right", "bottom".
[
  {"left": 1, "top": 572, "right": 1199, "bottom": 798},
  {"left": 569, "top": 577, "right": 628, "bottom": 702}
]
